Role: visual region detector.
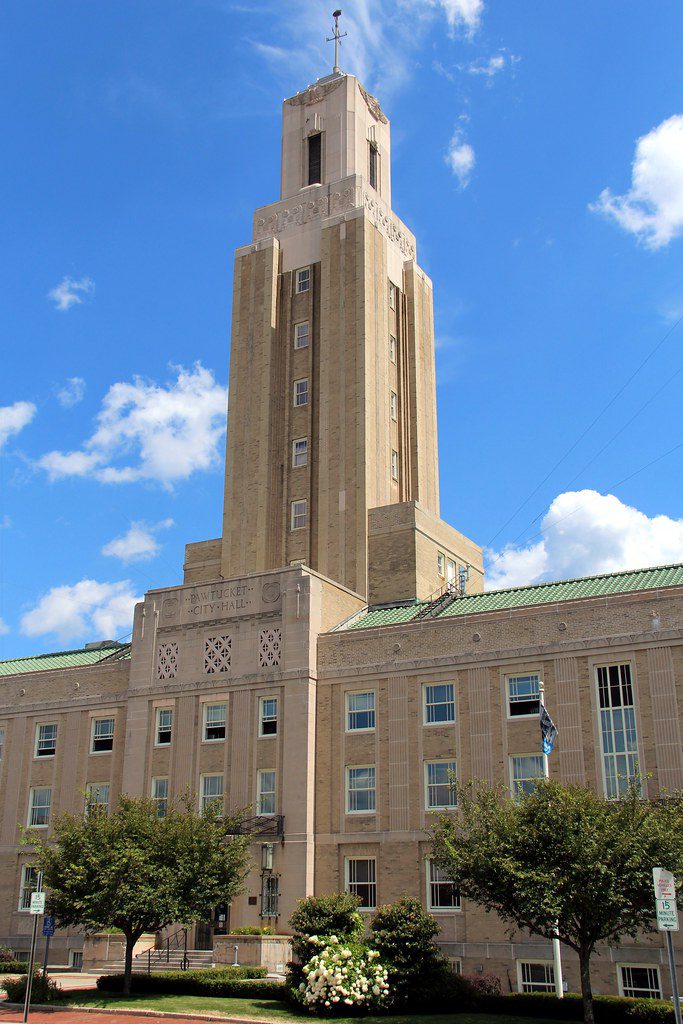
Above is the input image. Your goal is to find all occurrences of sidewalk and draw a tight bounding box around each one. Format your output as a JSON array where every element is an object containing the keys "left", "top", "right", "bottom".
[{"left": 0, "top": 1005, "right": 277, "bottom": 1024}]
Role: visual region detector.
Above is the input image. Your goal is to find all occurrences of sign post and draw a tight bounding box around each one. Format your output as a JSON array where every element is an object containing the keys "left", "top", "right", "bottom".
[
  {"left": 23, "top": 870, "right": 44, "bottom": 1023},
  {"left": 653, "top": 868, "right": 682, "bottom": 1024}
]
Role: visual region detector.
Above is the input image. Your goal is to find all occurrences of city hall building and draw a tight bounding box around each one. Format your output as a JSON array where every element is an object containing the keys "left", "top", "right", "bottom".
[{"left": 1, "top": 63, "right": 682, "bottom": 1000}]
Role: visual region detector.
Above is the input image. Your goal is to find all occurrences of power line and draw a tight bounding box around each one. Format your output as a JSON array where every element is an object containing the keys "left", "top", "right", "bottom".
[{"left": 485, "top": 313, "right": 683, "bottom": 549}]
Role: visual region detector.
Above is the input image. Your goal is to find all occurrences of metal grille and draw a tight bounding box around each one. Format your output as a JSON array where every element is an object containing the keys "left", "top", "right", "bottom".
[
  {"left": 259, "top": 628, "right": 282, "bottom": 668},
  {"left": 157, "top": 642, "right": 179, "bottom": 679},
  {"left": 204, "top": 635, "right": 232, "bottom": 674}
]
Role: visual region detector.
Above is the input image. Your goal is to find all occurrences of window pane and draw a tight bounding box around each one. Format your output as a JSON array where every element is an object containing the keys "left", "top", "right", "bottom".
[
  {"left": 260, "top": 697, "right": 278, "bottom": 736},
  {"left": 520, "top": 962, "right": 555, "bottom": 993},
  {"left": 347, "top": 858, "right": 377, "bottom": 909},
  {"left": 508, "top": 675, "right": 540, "bottom": 717},
  {"left": 257, "top": 770, "right": 276, "bottom": 815},
  {"left": 347, "top": 692, "right": 375, "bottom": 731},
  {"left": 36, "top": 723, "right": 57, "bottom": 756},
  {"left": 201, "top": 775, "right": 223, "bottom": 813},
  {"left": 428, "top": 859, "right": 460, "bottom": 910},
  {"left": 426, "top": 761, "right": 457, "bottom": 808},
  {"left": 597, "top": 665, "right": 639, "bottom": 798},
  {"left": 347, "top": 766, "right": 376, "bottom": 812},
  {"left": 511, "top": 755, "right": 545, "bottom": 799},
  {"left": 92, "top": 718, "right": 114, "bottom": 752},
  {"left": 204, "top": 704, "right": 226, "bottom": 740},
  {"left": 294, "top": 322, "right": 310, "bottom": 349},
  {"left": 29, "top": 788, "right": 51, "bottom": 827},
  {"left": 308, "top": 134, "right": 322, "bottom": 185},
  {"left": 152, "top": 777, "right": 169, "bottom": 818},
  {"left": 424, "top": 684, "right": 455, "bottom": 724}
]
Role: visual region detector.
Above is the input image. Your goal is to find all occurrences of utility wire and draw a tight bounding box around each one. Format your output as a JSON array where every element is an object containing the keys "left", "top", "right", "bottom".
[{"left": 485, "top": 313, "right": 683, "bottom": 549}]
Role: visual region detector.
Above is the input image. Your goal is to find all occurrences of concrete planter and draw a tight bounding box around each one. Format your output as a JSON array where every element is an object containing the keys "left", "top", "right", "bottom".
[
  {"left": 214, "top": 934, "right": 292, "bottom": 975},
  {"left": 82, "top": 931, "right": 156, "bottom": 971}
]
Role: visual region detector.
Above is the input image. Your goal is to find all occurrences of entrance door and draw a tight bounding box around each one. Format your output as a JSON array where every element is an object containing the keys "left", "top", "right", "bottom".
[{"left": 195, "top": 921, "right": 213, "bottom": 950}]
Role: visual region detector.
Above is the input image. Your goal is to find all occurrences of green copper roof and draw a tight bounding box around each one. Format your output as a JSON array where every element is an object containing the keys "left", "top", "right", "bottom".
[
  {"left": 0, "top": 643, "right": 131, "bottom": 678},
  {"left": 344, "top": 563, "right": 683, "bottom": 631}
]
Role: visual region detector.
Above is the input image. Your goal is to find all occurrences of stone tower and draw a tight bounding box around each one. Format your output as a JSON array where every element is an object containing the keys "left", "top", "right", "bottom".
[{"left": 217, "top": 70, "right": 482, "bottom": 602}]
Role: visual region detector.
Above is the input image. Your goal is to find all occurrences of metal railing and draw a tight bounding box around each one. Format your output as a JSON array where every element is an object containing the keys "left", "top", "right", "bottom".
[{"left": 146, "top": 927, "right": 188, "bottom": 972}]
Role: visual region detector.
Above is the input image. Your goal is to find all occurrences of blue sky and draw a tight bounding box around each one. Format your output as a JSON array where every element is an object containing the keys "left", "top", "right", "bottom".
[{"left": 2, "top": 0, "right": 683, "bottom": 657}]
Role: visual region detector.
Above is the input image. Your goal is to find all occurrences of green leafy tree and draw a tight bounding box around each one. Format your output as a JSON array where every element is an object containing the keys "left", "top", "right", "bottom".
[
  {"left": 370, "top": 896, "right": 443, "bottom": 1006},
  {"left": 28, "top": 795, "right": 251, "bottom": 994},
  {"left": 289, "top": 892, "right": 364, "bottom": 965},
  {"left": 431, "top": 779, "right": 683, "bottom": 1024}
]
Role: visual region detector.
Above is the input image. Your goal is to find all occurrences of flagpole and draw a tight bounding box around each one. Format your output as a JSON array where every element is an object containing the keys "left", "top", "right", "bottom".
[{"left": 539, "top": 680, "right": 564, "bottom": 1000}]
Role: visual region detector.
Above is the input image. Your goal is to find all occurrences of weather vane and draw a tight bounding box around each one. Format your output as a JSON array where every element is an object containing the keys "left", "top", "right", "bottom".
[{"left": 326, "top": 9, "right": 347, "bottom": 75}]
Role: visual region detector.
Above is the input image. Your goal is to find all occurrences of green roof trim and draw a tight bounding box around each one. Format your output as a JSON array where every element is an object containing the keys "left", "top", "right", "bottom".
[
  {"left": 344, "top": 563, "right": 683, "bottom": 631},
  {"left": 0, "top": 643, "right": 131, "bottom": 678}
]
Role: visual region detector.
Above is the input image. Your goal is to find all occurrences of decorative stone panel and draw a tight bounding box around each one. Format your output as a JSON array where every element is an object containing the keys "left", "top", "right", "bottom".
[
  {"left": 157, "top": 642, "right": 179, "bottom": 680},
  {"left": 259, "top": 628, "right": 282, "bottom": 668},
  {"left": 204, "top": 635, "right": 232, "bottom": 674}
]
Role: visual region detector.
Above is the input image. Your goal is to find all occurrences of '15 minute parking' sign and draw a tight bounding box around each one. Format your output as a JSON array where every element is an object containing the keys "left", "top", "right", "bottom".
[{"left": 653, "top": 868, "right": 679, "bottom": 932}]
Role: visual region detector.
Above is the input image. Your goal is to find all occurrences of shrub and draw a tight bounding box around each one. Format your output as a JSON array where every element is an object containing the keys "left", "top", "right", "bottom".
[
  {"left": 370, "top": 896, "right": 442, "bottom": 1004},
  {"left": 479, "top": 992, "right": 676, "bottom": 1024},
  {"left": 0, "top": 960, "right": 28, "bottom": 974},
  {"left": 290, "top": 893, "right": 363, "bottom": 965},
  {"left": 462, "top": 972, "right": 502, "bottom": 997},
  {"left": 3, "top": 971, "right": 62, "bottom": 1004},
  {"left": 296, "top": 936, "right": 389, "bottom": 1014},
  {"left": 96, "top": 970, "right": 283, "bottom": 1000},
  {"left": 0, "top": 945, "right": 14, "bottom": 961},
  {"left": 231, "top": 925, "right": 274, "bottom": 935}
]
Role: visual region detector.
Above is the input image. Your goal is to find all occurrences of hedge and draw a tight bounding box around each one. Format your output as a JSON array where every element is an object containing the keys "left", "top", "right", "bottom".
[
  {"left": 97, "top": 970, "right": 285, "bottom": 1000},
  {"left": 0, "top": 961, "right": 28, "bottom": 974},
  {"left": 480, "top": 992, "right": 676, "bottom": 1024}
]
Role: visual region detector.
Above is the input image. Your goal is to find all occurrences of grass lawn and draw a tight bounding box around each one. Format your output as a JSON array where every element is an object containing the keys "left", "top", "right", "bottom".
[{"left": 58, "top": 991, "right": 564, "bottom": 1024}]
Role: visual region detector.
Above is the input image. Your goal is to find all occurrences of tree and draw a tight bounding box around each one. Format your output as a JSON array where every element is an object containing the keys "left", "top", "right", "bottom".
[
  {"left": 431, "top": 779, "right": 683, "bottom": 1024},
  {"left": 27, "top": 795, "right": 251, "bottom": 994},
  {"left": 369, "top": 896, "right": 443, "bottom": 1006}
]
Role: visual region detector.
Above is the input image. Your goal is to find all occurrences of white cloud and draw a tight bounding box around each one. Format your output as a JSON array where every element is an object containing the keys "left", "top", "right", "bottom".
[
  {"left": 102, "top": 518, "right": 174, "bottom": 564},
  {"left": 0, "top": 401, "right": 36, "bottom": 450},
  {"left": 486, "top": 490, "right": 683, "bottom": 590},
  {"left": 48, "top": 276, "right": 95, "bottom": 312},
  {"left": 445, "top": 125, "right": 475, "bottom": 188},
  {"left": 591, "top": 114, "right": 683, "bottom": 250},
  {"left": 0, "top": 617, "right": 9, "bottom": 636},
  {"left": 20, "top": 579, "right": 140, "bottom": 643},
  {"left": 37, "top": 363, "right": 227, "bottom": 487},
  {"left": 56, "top": 377, "right": 86, "bottom": 409}
]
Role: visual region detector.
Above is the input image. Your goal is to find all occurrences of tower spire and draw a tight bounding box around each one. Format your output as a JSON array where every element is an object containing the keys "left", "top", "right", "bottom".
[{"left": 326, "top": 9, "right": 347, "bottom": 75}]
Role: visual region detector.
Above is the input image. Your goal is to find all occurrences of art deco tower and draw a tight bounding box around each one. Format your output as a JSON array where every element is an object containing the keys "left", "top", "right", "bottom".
[{"left": 218, "top": 60, "right": 482, "bottom": 602}]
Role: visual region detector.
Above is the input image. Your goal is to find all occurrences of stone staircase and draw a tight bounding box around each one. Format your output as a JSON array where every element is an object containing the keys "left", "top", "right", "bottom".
[{"left": 99, "top": 949, "right": 214, "bottom": 974}]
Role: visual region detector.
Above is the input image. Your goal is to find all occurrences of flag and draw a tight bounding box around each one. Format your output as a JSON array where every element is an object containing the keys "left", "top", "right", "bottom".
[{"left": 540, "top": 704, "right": 558, "bottom": 755}]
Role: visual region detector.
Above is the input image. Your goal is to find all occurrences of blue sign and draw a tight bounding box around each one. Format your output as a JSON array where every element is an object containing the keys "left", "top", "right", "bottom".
[{"left": 42, "top": 915, "right": 55, "bottom": 938}]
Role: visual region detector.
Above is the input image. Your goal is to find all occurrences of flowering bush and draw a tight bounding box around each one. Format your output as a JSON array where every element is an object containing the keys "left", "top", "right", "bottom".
[{"left": 298, "top": 936, "right": 390, "bottom": 1014}]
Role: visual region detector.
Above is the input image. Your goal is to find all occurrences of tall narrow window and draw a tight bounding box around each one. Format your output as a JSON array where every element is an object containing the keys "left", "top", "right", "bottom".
[
  {"left": 259, "top": 697, "right": 278, "bottom": 737},
  {"left": 28, "top": 787, "right": 52, "bottom": 828},
  {"left": 261, "top": 874, "right": 280, "bottom": 918},
  {"left": 291, "top": 499, "right": 308, "bottom": 530},
  {"left": 200, "top": 774, "right": 224, "bottom": 815},
  {"left": 155, "top": 708, "right": 173, "bottom": 746},
  {"left": 308, "top": 133, "right": 322, "bottom": 185},
  {"left": 292, "top": 437, "right": 308, "bottom": 468},
  {"left": 391, "top": 450, "right": 398, "bottom": 481},
  {"left": 0, "top": 725, "right": 5, "bottom": 762},
  {"left": 35, "top": 723, "right": 57, "bottom": 758},
  {"left": 203, "top": 703, "right": 227, "bottom": 741},
  {"left": 389, "top": 334, "right": 396, "bottom": 362},
  {"left": 91, "top": 717, "right": 114, "bottom": 753},
  {"left": 437, "top": 552, "right": 446, "bottom": 577},
  {"left": 19, "top": 866, "right": 39, "bottom": 912},
  {"left": 152, "top": 777, "right": 169, "bottom": 818},
  {"left": 390, "top": 391, "right": 398, "bottom": 420},
  {"left": 294, "top": 322, "right": 310, "bottom": 349},
  {"left": 369, "top": 141, "right": 378, "bottom": 190},
  {"left": 597, "top": 663, "right": 640, "bottom": 799},
  {"left": 345, "top": 858, "right": 376, "bottom": 909},
  {"left": 389, "top": 282, "right": 397, "bottom": 310},
  {"left": 257, "top": 769, "right": 276, "bottom": 815}
]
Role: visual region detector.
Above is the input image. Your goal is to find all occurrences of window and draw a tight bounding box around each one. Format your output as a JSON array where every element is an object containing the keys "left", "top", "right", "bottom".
[
  {"left": 261, "top": 874, "right": 280, "bottom": 918},
  {"left": 518, "top": 962, "right": 555, "bottom": 993},
  {"left": 346, "top": 766, "right": 376, "bottom": 813},
  {"left": 390, "top": 391, "right": 398, "bottom": 420},
  {"left": 91, "top": 717, "right": 114, "bottom": 753},
  {"left": 35, "top": 723, "right": 57, "bottom": 758},
  {"left": 346, "top": 691, "right": 375, "bottom": 732},
  {"left": 257, "top": 769, "right": 276, "bottom": 815},
  {"left": 389, "top": 282, "right": 397, "bottom": 310},
  {"left": 427, "top": 859, "right": 461, "bottom": 910},
  {"left": 507, "top": 673, "right": 541, "bottom": 718},
  {"left": 437, "top": 552, "right": 445, "bottom": 577},
  {"left": 85, "top": 782, "right": 110, "bottom": 814},
  {"left": 346, "top": 857, "right": 377, "bottom": 910},
  {"left": 19, "top": 866, "right": 39, "bottom": 912},
  {"left": 369, "top": 141, "right": 378, "bottom": 190},
  {"left": 389, "top": 334, "right": 396, "bottom": 362},
  {"left": 292, "top": 437, "right": 308, "bottom": 468},
  {"left": 0, "top": 725, "right": 4, "bottom": 761},
  {"left": 619, "top": 965, "right": 661, "bottom": 1000},
  {"left": 203, "top": 703, "right": 227, "bottom": 741},
  {"left": 152, "top": 777, "right": 169, "bottom": 818},
  {"left": 200, "top": 774, "right": 224, "bottom": 815},
  {"left": 295, "top": 268, "right": 310, "bottom": 293},
  {"left": 155, "top": 708, "right": 173, "bottom": 746},
  {"left": 391, "top": 450, "right": 398, "bottom": 480},
  {"left": 294, "top": 321, "right": 310, "bottom": 349},
  {"left": 28, "top": 787, "right": 51, "bottom": 828},
  {"left": 597, "top": 663, "right": 640, "bottom": 799},
  {"left": 291, "top": 499, "right": 308, "bottom": 530},
  {"left": 308, "top": 134, "right": 322, "bottom": 185},
  {"left": 446, "top": 558, "right": 456, "bottom": 583},
  {"left": 294, "top": 378, "right": 309, "bottom": 407},
  {"left": 423, "top": 683, "right": 455, "bottom": 725},
  {"left": 259, "top": 697, "right": 278, "bottom": 737},
  {"left": 510, "top": 755, "right": 545, "bottom": 800},
  {"left": 425, "top": 761, "right": 457, "bottom": 809}
]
